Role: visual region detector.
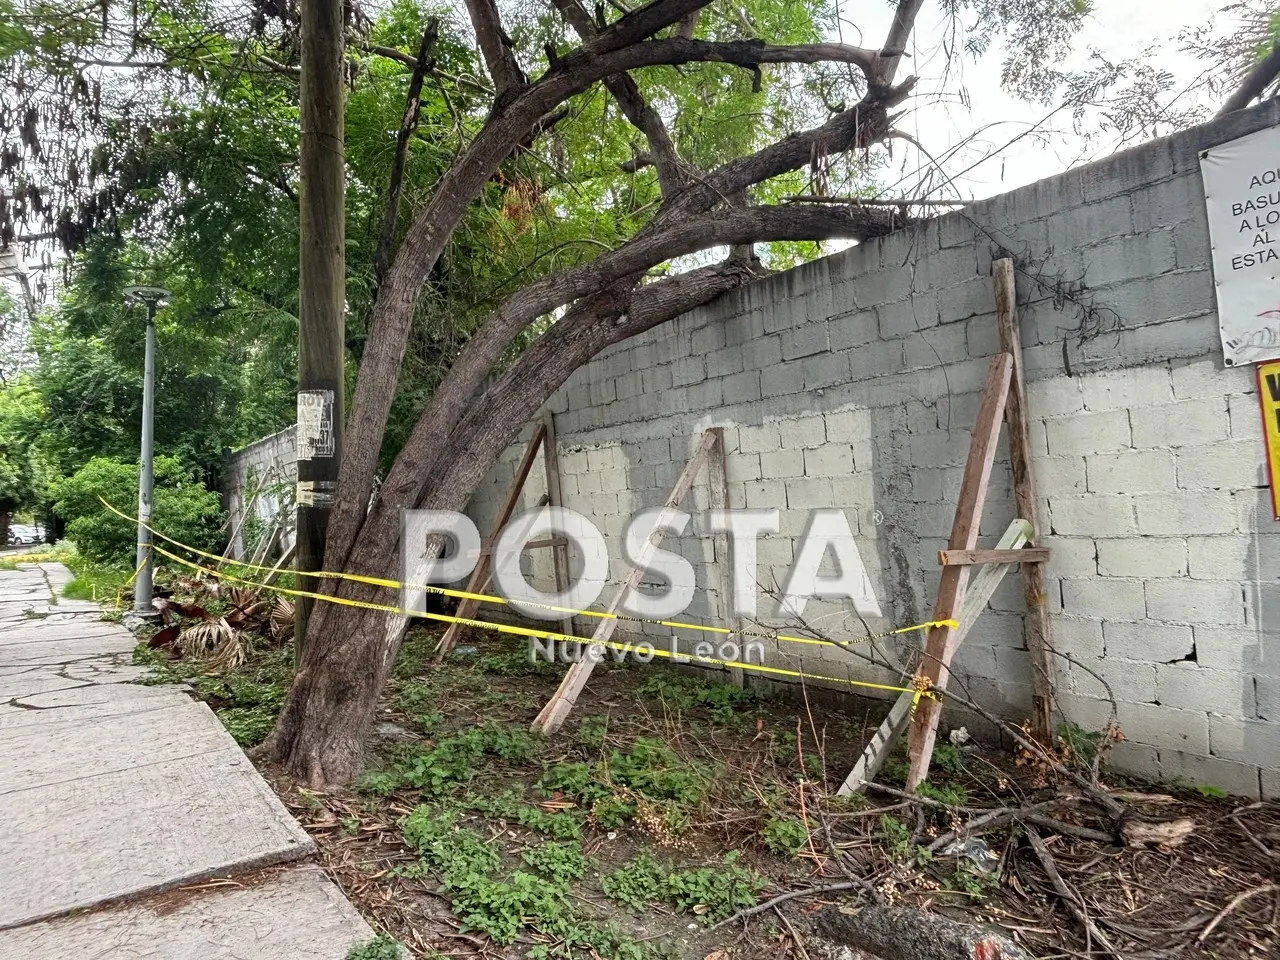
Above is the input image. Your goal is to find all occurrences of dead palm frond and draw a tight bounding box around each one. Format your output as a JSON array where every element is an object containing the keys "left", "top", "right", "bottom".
[
  {"left": 207, "top": 631, "right": 250, "bottom": 673},
  {"left": 269, "top": 597, "right": 296, "bottom": 640},
  {"left": 176, "top": 619, "right": 227, "bottom": 658}
]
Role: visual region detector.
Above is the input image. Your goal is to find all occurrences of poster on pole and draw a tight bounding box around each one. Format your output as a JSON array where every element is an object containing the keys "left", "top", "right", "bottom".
[
  {"left": 296, "top": 389, "right": 335, "bottom": 460},
  {"left": 1200, "top": 123, "right": 1280, "bottom": 366}
]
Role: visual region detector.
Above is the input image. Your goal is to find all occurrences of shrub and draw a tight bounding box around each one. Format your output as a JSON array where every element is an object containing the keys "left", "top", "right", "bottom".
[{"left": 53, "top": 455, "right": 223, "bottom": 566}]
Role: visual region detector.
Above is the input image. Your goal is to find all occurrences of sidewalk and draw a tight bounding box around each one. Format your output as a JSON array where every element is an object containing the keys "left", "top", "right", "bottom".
[{"left": 0, "top": 562, "right": 373, "bottom": 957}]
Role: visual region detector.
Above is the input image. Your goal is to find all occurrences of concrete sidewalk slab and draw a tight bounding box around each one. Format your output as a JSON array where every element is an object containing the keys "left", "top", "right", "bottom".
[
  {"left": 0, "top": 864, "right": 374, "bottom": 958},
  {"left": 4, "top": 749, "right": 313, "bottom": 927},
  {"left": 1, "top": 701, "right": 228, "bottom": 792},
  {"left": 0, "top": 563, "right": 367, "bottom": 947},
  {"left": 0, "top": 683, "right": 182, "bottom": 730}
]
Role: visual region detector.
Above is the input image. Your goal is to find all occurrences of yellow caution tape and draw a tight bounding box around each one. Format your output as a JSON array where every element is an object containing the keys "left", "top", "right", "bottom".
[
  {"left": 100, "top": 497, "right": 956, "bottom": 656},
  {"left": 145, "top": 540, "right": 940, "bottom": 709}
]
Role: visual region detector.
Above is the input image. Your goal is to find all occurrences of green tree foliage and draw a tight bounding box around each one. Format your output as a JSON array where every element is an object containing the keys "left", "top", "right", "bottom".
[
  {"left": 52, "top": 455, "right": 222, "bottom": 565},
  {"left": 0, "top": 377, "right": 50, "bottom": 512}
]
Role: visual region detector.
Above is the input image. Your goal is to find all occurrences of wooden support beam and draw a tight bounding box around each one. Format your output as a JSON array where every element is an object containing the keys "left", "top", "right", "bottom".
[
  {"left": 541, "top": 410, "right": 577, "bottom": 641},
  {"left": 263, "top": 542, "right": 298, "bottom": 587},
  {"left": 220, "top": 467, "right": 275, "bottom": 565},
  {"left": 837, "top": 519, "right": 1034, "bottom": 795},
  {"left": 993, "top": 257, "right": 1056, "bottom": 740},
  {"left": 435, "top": 422, "right": 547, "bottom": 660},
  {"left": 481, "top": 535, "right": 567, "bottom": 551},
  {"left": 531, "top": 430, "right": 718, "bottom": 736},
  {"left": 939, "top": 547, "right": 1049, "bottom": 566},
  {"left": 707, "top": 428, "right": 744, "bottom": 688},
  {"left": 906, "top": 353, "right": 1012, "bottom": 791}
]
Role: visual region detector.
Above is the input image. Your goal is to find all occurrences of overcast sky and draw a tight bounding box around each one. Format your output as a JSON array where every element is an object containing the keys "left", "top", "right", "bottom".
[{"left": 849, "top": 0, "right": 1227, "bottom": 200}]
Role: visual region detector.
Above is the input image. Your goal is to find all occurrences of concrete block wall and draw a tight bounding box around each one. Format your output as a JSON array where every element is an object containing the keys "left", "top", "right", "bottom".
[
  {"left": 467, "top": 101, "right": 1280, "bottom": 797},
  {"left": 220, "top": 426, "right": 298, "bottom": 559}
]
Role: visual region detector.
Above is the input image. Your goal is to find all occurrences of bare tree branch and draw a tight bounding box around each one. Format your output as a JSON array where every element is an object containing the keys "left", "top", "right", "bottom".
[
  {"left": 875, "top": 0, "right": 925, "bottom": 85},
  {"left": 664, "top": 82, "right": 914, "bottom": 219},
  {"left": 461, "top": 0, "right": 526, "bottom": 98},
  {"left": 375, "top": 20, "right": 438, "bottom": 287},
  {"left": 375, "top": 200, "right": 896, "bottom": 512}
]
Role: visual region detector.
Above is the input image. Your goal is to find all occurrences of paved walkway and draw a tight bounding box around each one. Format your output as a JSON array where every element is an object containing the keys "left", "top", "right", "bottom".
[{"left": 0, "top": 562, "right": 373, "bottom": 957}]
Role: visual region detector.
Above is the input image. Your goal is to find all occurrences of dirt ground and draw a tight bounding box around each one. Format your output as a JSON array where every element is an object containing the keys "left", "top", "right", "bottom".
[{"left": 212, "top": 625, "right": 1279, "bottom": 960}]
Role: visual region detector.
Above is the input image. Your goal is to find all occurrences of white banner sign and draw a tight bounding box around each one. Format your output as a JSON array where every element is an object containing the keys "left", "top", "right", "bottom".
[{"left": 1201, "top": 124, "right": 1280, "bottom": 366}]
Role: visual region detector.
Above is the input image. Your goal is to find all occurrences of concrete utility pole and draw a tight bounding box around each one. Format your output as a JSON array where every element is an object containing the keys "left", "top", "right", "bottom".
[
  {"left": 296, "top": 0, "right": 347, "bottom": 658},
  {"left": 123, "top": 285, "right": 171, "bottom": 617}
]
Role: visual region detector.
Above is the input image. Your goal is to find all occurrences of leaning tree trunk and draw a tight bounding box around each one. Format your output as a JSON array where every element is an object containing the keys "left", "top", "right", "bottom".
[{"left": 257, "top": 264, "right": 761, "bottom": 784}]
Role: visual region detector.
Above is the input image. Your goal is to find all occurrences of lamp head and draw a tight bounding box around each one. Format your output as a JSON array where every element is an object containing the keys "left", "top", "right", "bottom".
[{"left": 123, "top": 285, "right": 172, "bottom": 308}]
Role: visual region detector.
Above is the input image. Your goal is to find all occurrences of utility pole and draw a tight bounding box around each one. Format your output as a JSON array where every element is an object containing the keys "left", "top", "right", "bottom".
[
  {"left": 123, "top": 285, "right": 171, "bottom": 617},
  {"left": 296, "top": 0, "right": 346, "bottom": 659}
]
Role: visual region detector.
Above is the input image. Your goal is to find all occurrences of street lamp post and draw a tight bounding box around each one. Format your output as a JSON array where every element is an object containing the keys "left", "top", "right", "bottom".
[{"left": 124, "top": 286, "right": 171, "bottom": 616}]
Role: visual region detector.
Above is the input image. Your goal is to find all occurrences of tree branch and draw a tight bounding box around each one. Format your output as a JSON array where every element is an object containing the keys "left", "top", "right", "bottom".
[
  {"left": 327, "top": 31, "right": 906, "bottom": 574},
  {"left": 416, "top": 255, "right": 764, "bottom": 513},
  {"left": 1217, "top": 42, "right": 1280, "bottom": 115},
  {"left": 374, "top": 198, "right": 892, "bottom": 517},
  {"left": 588, "top": 0, "right": 719, "bottom": 53},
  {"left": 554, "top": 0, "right": 685, "bottom": 195},
  {"left": 375, "top": 20, "right": 438, "bottom": 286},
  {"left": 461, "top": 0, "right": 526, "bottom": 99},
  {"left": 350, "top": 37, "right": 493, "bottom": 96},
  {"left": 663, "top": 83, "right": 913, "bottom": 219},
  {"left": 875, "top": 0, "right": 924, "bottom": 85}
]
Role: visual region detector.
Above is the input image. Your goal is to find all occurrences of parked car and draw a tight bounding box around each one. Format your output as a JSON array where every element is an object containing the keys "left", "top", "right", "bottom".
[{"left": 6, "top": 524, "right": 44, "bottom": 546}]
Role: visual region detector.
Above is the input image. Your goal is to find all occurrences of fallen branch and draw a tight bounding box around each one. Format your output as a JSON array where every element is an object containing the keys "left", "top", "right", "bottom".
[
  {"left": 814, "top": 904, "right": 1031, "bottom": 960},
  {"left": 710, "top": 880, "right": 869, "bottom": 929},
  {"left": 1025, "top": 826, "right": 1123, "bottom": 959},
  {"left": 1198, "top": 882, "right": 1280, "bottom": 943}
]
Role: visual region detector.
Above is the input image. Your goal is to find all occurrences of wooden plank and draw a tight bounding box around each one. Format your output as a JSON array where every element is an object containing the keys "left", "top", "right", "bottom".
[
  {"left": 219, "top": 467, "right": 274, "bottom": 565},
  {"left": 906, "top": 353, "right": 1012, "bottom": 790},
  {"left": 837, "top": 520, "right": 1033, "bottom": 795},
  {"left": 480, "top": 536, "right": 567, "bottom": 551},
  {"left": 263, "top": 542, "right": 298, "bottom": 587},
  {"left": 531, "top": 430, "right": 718, "bottom": 735},
  {"left": 994, "top": 257, "right": 1056, "bottom": 741},
  {"left": 435, "top": 422, "right": 546, "bottom": 659},
  {"left": 939, "top": 547, "right": 1049, "bottom": 566},
  {"left": 541, "top": 410, "right": 577, "bottom": 641},
  {"left": 707, "top": 428, "right": 743, "bottom": 688}
]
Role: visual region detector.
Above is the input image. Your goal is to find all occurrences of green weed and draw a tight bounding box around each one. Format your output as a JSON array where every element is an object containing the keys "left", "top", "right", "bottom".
[
  {"left": 948, "top": 861, "right": 999, "bottom": 899},
  {"left": 601, "top": 851, "right": 670, "bottom": 911},
  {"left": 932, "top": 743, "right": 965, "bottom": 776},
  {"left": 521, "top": 840, "right": 588, "bottom": 883},
  {"left": 345, "top": 934, "right": 405, "bottom": 960},
  {"left": 475, "top": 647, "right": 555, "bottom": 676},
  {"left": 467, "top": 789, "right": 582, "bottom": 840},
  {"left": 880, "top": 815, "right": 911, "bottom": 861},
  {"left": 578, "top": 715, "right": 610, "bottom": 748},
  {"left": 761, "top": 815, "right": 810, "bottom": 857},
  {"left": 638, "top": 674, "right": 756, "bottom": 724},
  {"left": 395, "top": 724, "right": 539, "bottom": 795},
  {"left": 916, "top": 780, "right": 968, "bottom": 807},
  {"left": 602, "top": 851, "right": 764, "bottom": 922}
]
